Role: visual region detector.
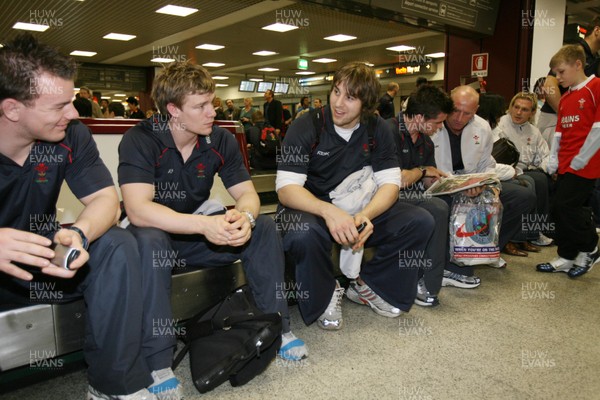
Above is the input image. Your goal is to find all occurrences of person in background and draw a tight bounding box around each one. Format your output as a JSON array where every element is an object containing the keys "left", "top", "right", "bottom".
[
  {"left": 239, "top": 97, "right": 256, "bottom": 132},
  {"left": 213, "top": 97, "right": 226, "bottom": 120},
  {"left": 79, "top": 86, "right": 103, "bottom": 118},
  {"left": 401, "top": 77, "right": 429, "bottom": 112},
  {"left": 263, "top": 89, "right": 283, "bottom": 133},
  {"left": 494, "top": 92, "right": 553, "bottom": 247},
  {"left": 224, "top": 98, "right": 240, "bottom": 120},
  {"left": 377, "top": 82, "right": 399, "bottom": 119},
  {"left": 247, "top": 110, "right": 277, "bottom": 170},
  {"left": 295, "top": 96, "right": 312, "bottom": 119},
  {"left": 532, "top": 77, "right": 546, "bottom": 127},
  {"left": 477, "top": 93, "right": 506, "bottom": 133},
  {"left": 108, "top": 101, "right": 126, "bottom": 118},
  {"left": 127, "top": 96, "right": 145, "bottom": 119},
  {"left": 313, "top": 98, "right": 322, "bottom": 109},
  {"left": 73, "top": 95, "right": 92, "bottom": 117},
  {"left": 100, "top": 98, "right": 110, "bottom": 117}
]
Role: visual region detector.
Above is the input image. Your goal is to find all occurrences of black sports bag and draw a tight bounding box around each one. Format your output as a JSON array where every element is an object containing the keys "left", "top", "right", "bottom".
[{"left": 172, "top": 285, "right": 282, "bottom": 393}]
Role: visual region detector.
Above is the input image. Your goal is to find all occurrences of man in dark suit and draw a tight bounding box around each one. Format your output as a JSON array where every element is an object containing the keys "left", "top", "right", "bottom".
[{"left": 263, "top": 89, "right": 283, "bottom": 134}]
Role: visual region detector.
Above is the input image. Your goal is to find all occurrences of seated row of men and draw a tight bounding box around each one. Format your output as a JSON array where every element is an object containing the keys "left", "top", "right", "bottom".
[{"left": 1, "top": 34, "right": 598, "bottom": 400}]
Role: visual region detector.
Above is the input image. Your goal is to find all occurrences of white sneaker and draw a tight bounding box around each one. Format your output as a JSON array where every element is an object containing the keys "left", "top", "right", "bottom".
[
  {"left": 441, "top": 270, "right": 481, "bottom": 289},
  {"left": 278, "top": 331, "right": 308, "bottom": 361},
  {"left": 148, "top": 368, "right": 182, "bottom": 400},
  {"left": 346, "top": 280, "right": 402, "bottom": 318},
  {"left": 317, "top": 281, "right": 344, "bottom": 330},
  {"left": 88, "top": 386, "right": 157, "bottom": 400},
  {"left": 531, "top": 233, "right": 553, "bottom": 246}
]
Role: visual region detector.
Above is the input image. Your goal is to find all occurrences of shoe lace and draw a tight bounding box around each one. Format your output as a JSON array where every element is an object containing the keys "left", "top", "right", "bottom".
[
  {"left": 416, "top": 279, "right": 427, "bottom": 296},
  {"left": 326, "top": 286, "right": 344, "bottom": 313}
]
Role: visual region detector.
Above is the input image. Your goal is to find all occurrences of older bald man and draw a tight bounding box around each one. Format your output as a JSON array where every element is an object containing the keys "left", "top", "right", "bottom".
[{"left": 431, "top": 86, "right": 536, "bottom": 283}]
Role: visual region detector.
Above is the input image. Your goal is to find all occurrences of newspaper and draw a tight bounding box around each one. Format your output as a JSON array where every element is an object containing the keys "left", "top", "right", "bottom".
[{"left": 424, "top": 173, "right": 499, "bottom": 196}]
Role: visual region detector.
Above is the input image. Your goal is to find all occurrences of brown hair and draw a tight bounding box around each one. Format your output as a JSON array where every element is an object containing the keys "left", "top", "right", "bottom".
[
  {"left": 331, "top": 62, "right": 380, "bottom": 121},
  {"left": 151, "top": 61, "right": 215, "bottom": 116},
  {"left": 0, "top": 33, "right": 77, "bottom": 113}
]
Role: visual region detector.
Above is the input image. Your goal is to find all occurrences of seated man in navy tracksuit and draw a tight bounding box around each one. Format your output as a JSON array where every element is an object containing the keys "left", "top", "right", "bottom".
[
  {"left": 0, "top": 34, "right": 170, "bottom": 400},
  {"left": 276, "top": 62, "right": 434, "bottom": 330},
  {"left": 118, "top": 61, "right": 307, "bottom": 363}
]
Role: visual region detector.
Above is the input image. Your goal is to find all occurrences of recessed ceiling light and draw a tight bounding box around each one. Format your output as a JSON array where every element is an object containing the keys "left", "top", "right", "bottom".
[
  {"left": 296, "top": 71, "right": 315, "bottom": 75},
  {"left": 215, "top": 83, "right": 229, "bottom": 87},
  {"left": 258, "top": 67, "right": 279, "bottom": 72},
  {"left": 202, "top": 62, "right": 225, "bottom": 67},
  {"left": 212, "top": 76, "right": 229, "bottom": 80},
  {"left": 156, "top": 5, "right": 198, "bottom": 17},
  {"left": 249, "top": 78, "right": 263, "bottom": 82},
  {"left": 114, "top": 94, "right": 127, "bottom": 97},
  {"left": 386, "top": 45, "right": 416, "bottom": 52},
  {"left": 426, "top": 52, "right": 445, "bottom": 58},
  {"left": 151, "top": 57, "right": 175, "bottom": 63},
  {"left": 262, "top": 23, "right": 298, "bottom": 33},
  {"left": 324, "top": 34, "right": 356, "bottom": 42},
  {"left": 13, "top": 22, "right": 49, "bottom": 32},
  {"left": 103, "top": 33, "right": 136, "bottom": 41},
  {"left": 313, "top": 58, "right": 337, "bottom": 63},
  {"left": 70, "top": 50, "right": 97, "bottom": 57},
  {"left": 101, "top": 96, "right": 111, "bottom": 99},
  {"left": 195, "top": 44, "right": 224, "bottom": 50},
  {"left": 364, "top": 62, "right": 374, "bottom": 67},
  {"left": 253, "top": 50, "right": 278, "bottom": 56}
]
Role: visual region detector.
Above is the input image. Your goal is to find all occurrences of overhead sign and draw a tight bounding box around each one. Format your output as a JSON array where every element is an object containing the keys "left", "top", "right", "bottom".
[
  {"left": 471, "top": 53, "right": 489, "bottom": 77},
  {"left": 297, "top": 58, "right": 308, "bottom": 70}
]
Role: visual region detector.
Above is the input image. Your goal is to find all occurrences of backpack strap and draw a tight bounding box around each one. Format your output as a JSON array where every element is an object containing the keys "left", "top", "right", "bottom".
[
  {"left": 366, "top": 115, "right": 378, "bottom": 152},
  {"left": 310, "top": 107, "right": 325, "bottom": 153}
]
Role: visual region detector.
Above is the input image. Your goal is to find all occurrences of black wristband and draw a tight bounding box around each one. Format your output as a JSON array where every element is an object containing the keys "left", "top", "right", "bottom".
[{"left": 68, "top": 226, "right": 89, "bottom": 250}]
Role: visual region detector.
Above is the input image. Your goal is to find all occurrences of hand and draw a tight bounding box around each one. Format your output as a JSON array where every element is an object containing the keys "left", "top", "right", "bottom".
[
  {"left": 0, "top": 228, "right": 54, "bottom": 280},
  {"left": 224, "top": 209, "right": 252, "bottom": 247},
  {"left": 43, "top": 228, "right": 90, "bottom": 278},
  {"left": 464, "top": 186, "right": 484, "bottom": 197},
  {"left": 323, "top": 205, "right": 358, "bottom": 247},
  {"left": 351, "top": 214, "right": 373, "bottom": 251},
  {"left": 422, "top": 166, "right": 448, "bottom": 180},
  {"left": 202, "top": 211, "right": 251, "bottom": 247}
]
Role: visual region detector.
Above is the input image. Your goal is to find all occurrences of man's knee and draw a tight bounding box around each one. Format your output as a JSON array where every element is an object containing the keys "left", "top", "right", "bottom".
[
  {"left": 282, "top": 220, "right": 331, "bottom": 257},
  {"left": 92, "top": 226, "right": 138, "bottom": 254},
  {"left": 128, "top": 226, "right": 170, "bottom": 247}
]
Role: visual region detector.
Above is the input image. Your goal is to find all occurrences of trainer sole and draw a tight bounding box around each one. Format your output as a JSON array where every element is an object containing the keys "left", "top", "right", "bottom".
[{"left": 441, "top": 277, "right": 480, "bottom": 289}]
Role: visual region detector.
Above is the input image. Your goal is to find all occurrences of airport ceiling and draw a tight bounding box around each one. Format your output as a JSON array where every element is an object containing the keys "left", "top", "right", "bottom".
[{"left": 0, "top": 0, "right": 596, "bottom": 91}]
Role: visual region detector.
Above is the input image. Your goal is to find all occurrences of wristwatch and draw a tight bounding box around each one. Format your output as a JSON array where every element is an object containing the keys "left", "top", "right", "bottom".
[
  {"left": 242, "top": 211, "right": 256, "bottom": 229},
  {"left": 68, "top": 226, "right": 89, "bottom": 250},
  {"left": 419, "top": 167, "right": 427, "bottom": 179}
]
